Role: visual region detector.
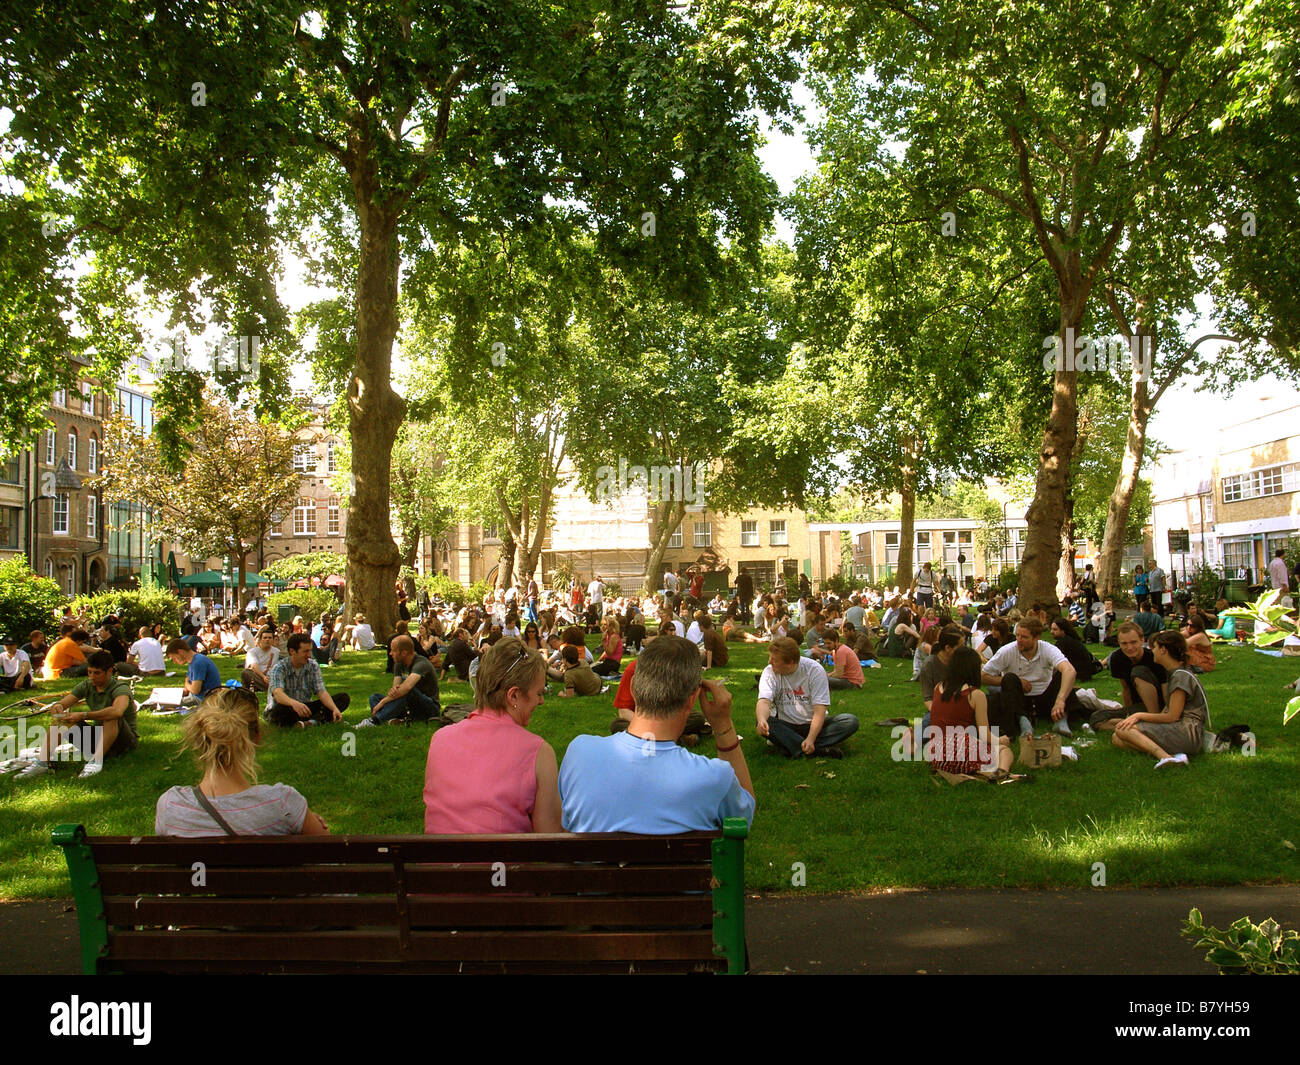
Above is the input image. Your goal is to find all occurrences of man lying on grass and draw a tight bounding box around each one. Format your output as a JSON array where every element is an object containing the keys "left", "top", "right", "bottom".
[{"left": 4, "top": 650, "right": 138, "bottom": 781}]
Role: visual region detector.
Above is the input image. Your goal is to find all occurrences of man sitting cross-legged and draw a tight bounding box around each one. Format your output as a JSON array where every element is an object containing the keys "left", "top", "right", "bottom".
[
  {"left": 757, "top": 636, "right": 860, "bottom": 759},
  {"left": 980, "top": 616, "right": 1079, "bottom": 738},
  {"left": 358, "top": 635, "right": 441, "bottom": 727},
  {"left": 1, "top": 634, "right": 34, "bottom": 692},
  {"left": 266, "top": 633, "right": 351, "bottom": 728},
  {"left": 1088, "top": 621, "right": 1167, "bottom": 731},
  {"left": 240, "top": 628, "right": 280, "bottom": 693},
  {"left": 9, "top": 650, "right": 138, "bottom": 781},
  {"left": 558, "top": 634, "right": 755, "bottom": 833}
]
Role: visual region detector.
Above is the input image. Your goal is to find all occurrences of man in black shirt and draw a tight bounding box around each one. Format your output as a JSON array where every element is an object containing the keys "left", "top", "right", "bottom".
[
  {"left": 440, "top": 628, "right": 477, "bottom": 681},
  {"left": 20, "top": 630, "right": 49, "bottom": 675},
  {"left": 1089, "top": 622, "right": 1167, "bottom": 730}
]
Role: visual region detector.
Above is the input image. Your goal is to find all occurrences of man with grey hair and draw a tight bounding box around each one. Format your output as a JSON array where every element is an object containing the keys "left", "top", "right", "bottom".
[{"left": 558, "top": 634, "right": 755, "bottom": 832}]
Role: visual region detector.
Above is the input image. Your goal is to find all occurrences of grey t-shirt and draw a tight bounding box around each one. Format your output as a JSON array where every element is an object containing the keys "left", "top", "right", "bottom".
[
  {"left": 155, "top": 784, "right": 309, "bottom": 836},
  {"left": 399, "top": 655, "right": 440, "bottom": 700},
  {"left": 1165, "top": 669, "right": 1209, "bottom": 728},
  {"left": 918, "top": 653, "right": 946, "bottom": 703}
]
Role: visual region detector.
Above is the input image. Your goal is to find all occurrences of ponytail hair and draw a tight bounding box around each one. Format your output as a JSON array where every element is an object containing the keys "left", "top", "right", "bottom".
[{"left": 182, "top": 687, "right": 261, "bottom": 785}]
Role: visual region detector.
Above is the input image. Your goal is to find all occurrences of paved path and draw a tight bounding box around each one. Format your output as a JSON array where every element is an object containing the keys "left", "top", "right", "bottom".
[{"left": 4, "top": 886, "right": 1298, "bottom": 974}]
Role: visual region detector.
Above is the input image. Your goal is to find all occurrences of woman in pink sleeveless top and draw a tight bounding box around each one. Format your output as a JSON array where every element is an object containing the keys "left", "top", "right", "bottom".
[{"left": 424, "top": 636, "right": 561, "bottom": 834}]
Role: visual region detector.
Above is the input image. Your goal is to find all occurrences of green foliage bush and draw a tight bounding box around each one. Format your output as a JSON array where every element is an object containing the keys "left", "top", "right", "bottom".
[
  {"left": 1184, "top": 562, "right": 1223, "bottom": 610},
  {"left": 467, "top": 579, "right": 494, "bottom": 604},
  {"left": 1182, "top": 908, "right": 1300, "bottom": 975},
  {"left": 260, "top": 552, "right": 347, "bottom": 584},
  {"left": 548, "top": 557, "right": 577, "bottom": 592},
  {"left": 994, "top": 565, "right": 1019, "bottom": 592},
  {"left": 266, "top": 588, "right": 340, "bottom": 628},
  {"left": 69, "top": 588, "right": 182, "bottom": 637},
  {"left": 822, "top": 573, "right": 852, "bottom": 598},
  {"left": 418, "top": 573, "right": 467, "bottom": 604},
  {"left": 0, "top": 557, "right": 66, "bottom": 640}
]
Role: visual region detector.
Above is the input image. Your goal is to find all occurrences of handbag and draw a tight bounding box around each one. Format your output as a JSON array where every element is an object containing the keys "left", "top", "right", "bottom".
[{"left": 1017, "top": 733, "right": 1062, "bottom": 768}]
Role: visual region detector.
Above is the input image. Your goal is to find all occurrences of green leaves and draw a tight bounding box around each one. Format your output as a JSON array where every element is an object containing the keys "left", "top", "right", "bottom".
[{"left": 1182, "top": 906, "right": 1300, "bottom": 974}]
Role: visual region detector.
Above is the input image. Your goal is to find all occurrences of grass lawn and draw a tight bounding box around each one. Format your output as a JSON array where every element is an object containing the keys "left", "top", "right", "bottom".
[{"left": 2, "top": 635, "right": 1298, "bottom": 898}]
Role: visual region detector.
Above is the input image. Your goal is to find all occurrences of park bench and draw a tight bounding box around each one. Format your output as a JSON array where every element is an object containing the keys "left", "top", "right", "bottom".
[{"left": 52, "top": 820, "right": 748, "bottom": 975}]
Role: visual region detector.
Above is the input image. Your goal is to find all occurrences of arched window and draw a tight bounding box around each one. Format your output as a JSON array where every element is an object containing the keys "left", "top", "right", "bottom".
[
  {"left": 67, "top": 428, "right": 78, "bottom": 470},
  {"left": 88, "top": 435, "right": 98, "bottom": 474}
]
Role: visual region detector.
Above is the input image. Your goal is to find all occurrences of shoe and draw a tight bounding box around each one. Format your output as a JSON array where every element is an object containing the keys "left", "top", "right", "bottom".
[
  {"left": 819, "top": 745, "right": 844, "bottom": 759},
  {"left": 1154, "top": 753, "right": 1190, "bottom": 769},
  {"left": 296, "top": 720, "right": 317, "bottom": 729},
  {"left": 1054, "top": 719, "right": 1072, "bottom": 736},
  {"left": 77, "top": 761, "right": 103, "bottom": 779},
  {"left": 354, "top": 718, "right": 376, "bottom": 728},
  {"left": 15, "top": 761, "right": 52, "bottom": 781},
  {"left": 0, "top": 758, "right": 33, "bottom": 775},
  {"left": 1019, "top": 715, "right": 1034, "bottom": 737}
]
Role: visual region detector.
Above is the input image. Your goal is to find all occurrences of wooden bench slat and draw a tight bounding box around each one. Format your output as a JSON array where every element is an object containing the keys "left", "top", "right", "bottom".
[
  {"left": 107, "top": 928, "right": 718, "bottom": 963},
  {"left": 97, "top": 863, "right": 712, "bottom": 896},
  {"left": 106, "top": 958, "right": 725, "bottom": 975},
  {"left": 103, "top": 895, "right": 715, "bottom": 929},
  {"left": 87, "top": 833, "right": 717, "bottom": 866}
]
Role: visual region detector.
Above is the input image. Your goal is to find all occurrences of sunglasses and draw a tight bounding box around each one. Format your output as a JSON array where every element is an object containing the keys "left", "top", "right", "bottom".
[{"left": 494, "top": 646, "right": 531, "bottom": 693}]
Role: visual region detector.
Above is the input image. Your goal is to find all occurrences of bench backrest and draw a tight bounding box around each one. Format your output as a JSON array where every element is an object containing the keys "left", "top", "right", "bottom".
[{"left": 53, "top": 822, "right": 747, "bottom": 975}]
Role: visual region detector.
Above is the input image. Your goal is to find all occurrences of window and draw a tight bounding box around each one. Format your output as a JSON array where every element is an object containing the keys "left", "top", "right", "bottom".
[
  {"left": 0, "top": 454, "right": 20, "bottom": 484},
  {"left": 327, "top": 501, "right": 340, "bottom": 535},
  {"left": 88, "top": 435, "right": 98, "bottom": 474},
  {"left": 1222, "top": 462, "right": 1300, "bottom": 503},
  {"left": 45, "top": 431, "right": 55, "bottom": 466},
  {"left": 884, "top": 531, "right": 900, "bottom": 565},
  {"left": 668, "top": 523, "right": 683, "bottom": 549},
  {"left": 45, "top": 559, "right": 53, "bottom": 580},
  {"left": 694, "top": 521, "right": 712, "bottom": 548},
  {"left": 769, "top": 520, "right": 788, "bottom": 546},
  {"left": 81, "top": 382, "right": 94, "bottom": 414},
  {"left": 116, "top": 388, "right": 154, "bottom": 431},
  {"left": 740, "top": 520, "right": 758, "bottom": 547},
  {"left": 67, "top": 429, "right": 77, "bottom": 470},
  {"left": 482, "top": 522, "right": 499, "bottom": 541},
  {"left": 294, "top": 498, "right": 317, "bottom": 536},
  {"left": 915, "top": 530, "right": 931, "bottom": 563},
  {"left": 53, "top": 493, "right": 69, "bottom": 535},
  {"left": 64, "top": 565, "right": 74, "bottom": 596},
  {"left": 942, "top": 530, "right": 974, "bottom": 564},
  {"left": 327, "top": 441, "right": 338, "bottom": 473},
  {"left": 0, "top": 506, "right": 19, "bottom": 549},
  {"left": 269, "top": 510, "right": 283, "bottom": 537},
  {"left": 86, "top": 495, "right": 97, "bottom": 538},
  {"left": 1222, "top": 538, "right": 1253, "bottom": 575},
  {"left": 292, "top": 444, "right": 317, "bottom": 473},
  {"left": 53, "top": 388, "right": 66, "bottom": 407}
]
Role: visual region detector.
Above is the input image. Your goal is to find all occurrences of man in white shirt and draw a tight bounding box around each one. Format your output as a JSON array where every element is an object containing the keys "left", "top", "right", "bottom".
[
  {"left": 586, "top": 575, "right": 605, "bottom": 606},
  {"left": 755, "top": 637, "right": 859, "bottom": 759},
  {"left": 1269, "top": 549, "right": 1290, "bottom": 593},
  {"left": 241, "top": 629, "right": 281, "bottom": 691},
  {"left": 126, "top": 626, "right": 167, "bottom": 677},
  {"left": 350, "top": 614, "right": 376, "bottom": 651},
  {"left": 1, "top": 635, "right": 34, "bottom": 691},
  {"left": 981, "top": 617, "right": 1078, "bottom": 737}
]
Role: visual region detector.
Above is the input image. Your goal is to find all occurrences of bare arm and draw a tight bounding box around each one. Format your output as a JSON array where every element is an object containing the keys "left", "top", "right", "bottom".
[
  {"left": 299, "top": 809, "right": 330, "bottom": 835},
  {"left": 531, "top": 743, "right": 563, "bottom": 833}
]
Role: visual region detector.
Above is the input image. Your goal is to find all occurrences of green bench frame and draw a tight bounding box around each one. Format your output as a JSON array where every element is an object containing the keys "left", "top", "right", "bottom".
[{"left": 53, "top": 819, "right": 747, "bottom": 975}]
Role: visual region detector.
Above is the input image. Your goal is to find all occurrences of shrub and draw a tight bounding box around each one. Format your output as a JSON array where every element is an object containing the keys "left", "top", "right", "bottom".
[
  {"left": 418, "top": 573, "right": 467, "bottom": 604},
  {"left": 69, "top": 588, "right": 183, "bottom": 637},
  {"left": 994, "top": 566, "right": 1019, "bottom": 593},
  {"left": 823, "top": 573, "right": 852, "bottom": 598},
  {"left": 466, "top": 579, "right": 493, "bottom": 604},
  {"left": 1184, "top": 562, "right": 1223, "bottom": 611},
  {"left": 549, "top": 557, "right": 577, "bottom": 592},
  {"left": 603, "top": 580, "right": 622, "bottom": 598},
  {"left": 266, "top": 587, "right": 340, "bottom": 628},
  {"left": 1182, "top": 908, "right": 1300, "bottom": 975},
  {"left": 0, "top": 557, "right": 66, "bottom": 640}
]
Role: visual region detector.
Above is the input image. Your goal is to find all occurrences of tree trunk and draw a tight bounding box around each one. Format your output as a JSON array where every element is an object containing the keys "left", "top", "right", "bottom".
[
  {"left": 895, "top": 455, "right": 916, "bottom": 594},
  {"left": 1097, "top": 338, "right": 1155, "bottom": 597},
  {"left": 1019, "top": 300, "right": 1086, "bottom": 613},
  {"left": 643, "top": 498, "right": 687, "bottom": 595},
  {"left": 236, "top": 551, "right": 248, "bottom": 614},
  {"left": 497, "top": 520, "right": 516, "bottom": 590},
  {"left": 398, "top": 518, "right": 420, "bottom": 601},
  {"left": 345, "top": 198, "right": 405, "bottom": 644},
  {"left": 515, "top": 472, "right": 553, "bottom": 587},
  {"left": 1058, "top": 495, "right": 1076, "bottom": 601}
]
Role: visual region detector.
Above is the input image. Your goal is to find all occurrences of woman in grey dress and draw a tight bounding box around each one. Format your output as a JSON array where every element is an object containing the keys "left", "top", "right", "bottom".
[{"left": 1112, "top": 631, "right": 1210, "bottom": 768}]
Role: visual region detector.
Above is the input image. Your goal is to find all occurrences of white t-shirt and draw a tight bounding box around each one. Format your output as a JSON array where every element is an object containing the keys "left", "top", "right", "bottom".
[
  {"left": 352, "top": 623, "right": 375, "bottom": 650},
  {"left": 684, "top": 621, "right": 704, "bottom": 645},
  {"left": 129, "top": 638, "right": 165, "bottom": 673},
  {"left": 1, "top": 649, "right": 31, "bottom": 678},
  {"left": 664, "top": 572, "right": 679, "bottom": 593},
  {"left": 245, "top": 643, "right": 280, "bottom": 674},
  {"left": 984, "top": 640, "right": 1067, "bottom": 698},
  {"left": 587, "top": 580, "right": 604, "bottom": 604},
  {"left": 758, "top": 658, "right": 832, "bottom": 726}
]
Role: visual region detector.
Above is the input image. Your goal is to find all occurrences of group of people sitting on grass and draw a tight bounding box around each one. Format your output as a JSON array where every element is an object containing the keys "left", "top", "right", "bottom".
[{"left": 907, "top": 612, "right": 1215, "bottom": 779}]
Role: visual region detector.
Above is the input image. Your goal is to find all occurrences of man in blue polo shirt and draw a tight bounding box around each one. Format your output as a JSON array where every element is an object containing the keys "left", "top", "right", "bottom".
[
  {"left": 558, "top": 635, "right": 755, "bottom": 833},
  {"left": 166, "top": 638, "right": 223, "bottom": 699}
]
